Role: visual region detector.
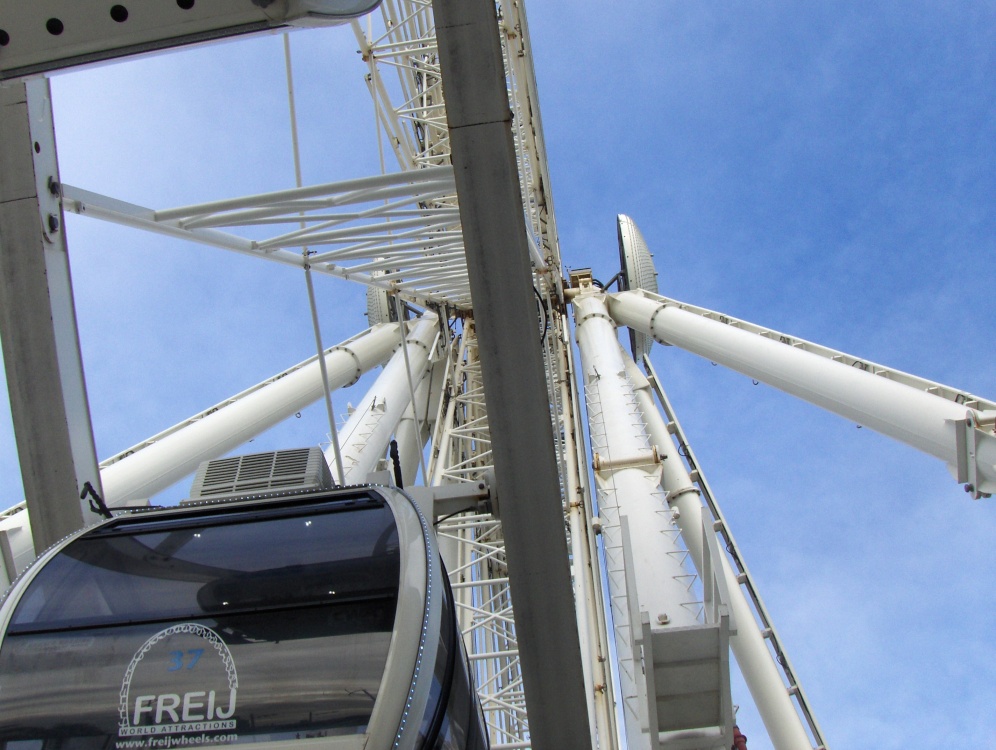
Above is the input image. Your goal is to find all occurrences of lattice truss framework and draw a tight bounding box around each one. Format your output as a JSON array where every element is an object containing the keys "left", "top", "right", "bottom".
[
  {"left": 423, "top": 316, "right": 615, "bottom": 750},
  {"left": 64, "top": 1, "right": 560, "bottom": 314},
  {"left": 353, "top": 0, "right": 563, "bottom": 294},
  {"left": 428, "top": 324, "right": 529, "bottom": 747}
]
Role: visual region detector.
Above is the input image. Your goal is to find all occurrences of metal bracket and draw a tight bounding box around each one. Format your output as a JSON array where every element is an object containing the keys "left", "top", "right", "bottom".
[
  {"left": 567, "top": 268, "right": 597, "bottom": 295},
  {"left": 950, "top": 412, "right": 994, "bottom": 499},
  {"left": 405, "top": 475, "right": 494, "bottom": 521},
  {"left": 700, "top": 513, "right": 736, "bottom": 635}
]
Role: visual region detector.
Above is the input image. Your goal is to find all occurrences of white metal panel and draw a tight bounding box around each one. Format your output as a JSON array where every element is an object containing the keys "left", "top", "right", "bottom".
[
  {"left": 0, "top": 0, "right": 382, "bottom": 80},
  {"left": 618, "top": 214, "right": 659, "bottom": 361}
]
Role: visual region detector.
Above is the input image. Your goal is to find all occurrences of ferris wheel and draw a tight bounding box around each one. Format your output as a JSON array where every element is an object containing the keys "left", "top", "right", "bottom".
[{"left": 0, "top": 2, "right": 992, "bottom": 750}]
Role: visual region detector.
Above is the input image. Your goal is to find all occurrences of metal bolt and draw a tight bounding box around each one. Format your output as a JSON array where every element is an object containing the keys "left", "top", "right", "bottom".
[
  {"left": 47, "top": 214, "right": 59, "bottom": 232},
  {"left": 47, "top": 177, "right": 61, "bottom": 196}
]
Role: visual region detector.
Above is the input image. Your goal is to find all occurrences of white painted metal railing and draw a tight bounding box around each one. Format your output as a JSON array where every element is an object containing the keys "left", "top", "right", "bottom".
[{"left": 62, "top": 168, "right": 470, "bottom": 308}]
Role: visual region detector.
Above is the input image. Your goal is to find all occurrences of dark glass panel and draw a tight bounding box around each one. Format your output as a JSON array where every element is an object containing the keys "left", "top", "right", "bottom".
[
  {"left": 0, "top": 605, "right": 393, "bottom": 748},
  {"left": 0, "top": 496, "right": 403, "bottom": 749},
  {"left": 9, "top": 501, "right": 399, "bottom": 632}
]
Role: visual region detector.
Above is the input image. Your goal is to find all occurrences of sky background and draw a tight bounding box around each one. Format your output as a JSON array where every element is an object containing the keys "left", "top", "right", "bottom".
[{"left": 1, "top": 1, "right": 995, "bottom": 748}]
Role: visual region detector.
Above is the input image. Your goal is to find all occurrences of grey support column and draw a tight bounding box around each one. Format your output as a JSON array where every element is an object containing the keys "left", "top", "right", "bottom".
[
  {"left": 0, "top": 78, "right": 105, "bottom": 550},
  {"left": 431, "top": 2, "right": 594, "bottom": 747}
]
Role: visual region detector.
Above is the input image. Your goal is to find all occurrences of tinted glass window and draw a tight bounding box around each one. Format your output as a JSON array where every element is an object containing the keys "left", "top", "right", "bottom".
[
  {"left": 9, "top": 499, "right": 398, "bottom": 632},
  {"left": 445, "top": 638, "right": 489, "bottom": 750},
  {"left": 0, "top": 498, "right": 401, "bottom": 749},
  {"left": 416, "top": 580, "right": 489, "bottom": 750},
  {"left": 416, "top": 582, "right": 455, "bottom": 749}
]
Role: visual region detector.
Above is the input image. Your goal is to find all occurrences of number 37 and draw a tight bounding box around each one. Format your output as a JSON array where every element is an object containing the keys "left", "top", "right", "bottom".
[{"left": 167, "top": 649, "right": 204, "bottom": 671}]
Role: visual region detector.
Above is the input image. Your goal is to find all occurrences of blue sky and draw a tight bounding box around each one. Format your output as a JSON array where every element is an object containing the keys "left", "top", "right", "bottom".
[
  {"left": 1, "top": 1, "right": 994, "bottom": 748},
  {"left": 527, "top": 2, "right": 995, "bottom": 747}
]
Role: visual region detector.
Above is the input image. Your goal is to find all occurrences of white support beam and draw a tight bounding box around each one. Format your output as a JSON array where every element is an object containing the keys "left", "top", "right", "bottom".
[
  {"left": 576, "top": 295, "right": 702, "bottom": 626},
  {"left": 327, "top": 313, "right": 437, "bottom": 482},
  {"left": 394, "top": 356, "right": 443, "bottom": 487},
  {"left": 608, "top": 289, "right": 996, "bottom": 496},
  {"left": 624, "top": 354, "right": 820, "bottom": 750},
  {"left": 574, "top": 293, "right": 700, "bottom": 750},
  {"left": 0, "top": 78, "right": 105, "bottom": 550},
  {"left": 553, "top": 311, "right": 619, "bottom": 750},
  {"left": 99, "top": 322, "right": 403, "bottom": 505}
]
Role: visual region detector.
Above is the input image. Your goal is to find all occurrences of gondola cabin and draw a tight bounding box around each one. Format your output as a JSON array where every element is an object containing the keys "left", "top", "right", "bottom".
[{"left": 0, "top": 449, "right": 487, "bottom": 750}]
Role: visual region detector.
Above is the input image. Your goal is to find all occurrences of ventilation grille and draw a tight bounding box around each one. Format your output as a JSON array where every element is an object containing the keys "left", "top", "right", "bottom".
[{"left": 189, "top": 448, "right": 333, "bottom": 502}]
